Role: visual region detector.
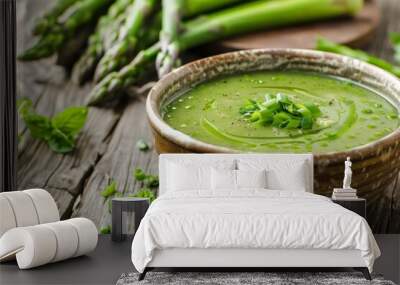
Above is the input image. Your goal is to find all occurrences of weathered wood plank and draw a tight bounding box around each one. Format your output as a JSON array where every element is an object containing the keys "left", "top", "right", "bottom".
[{"left": 72, "top": 95, "right": 158, "bottom": 229}]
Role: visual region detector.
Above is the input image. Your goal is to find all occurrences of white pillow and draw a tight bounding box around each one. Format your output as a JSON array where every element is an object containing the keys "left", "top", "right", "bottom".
[
  {"left": 236, "top": 169, "right": 267, "bottom": 189},
  {"left": 211, "top": 168, "right": 236, "bottom": 190},
  {"left": 165, "top": 159, "right": 236, "bottom": 192},
  {"left": 166, "top": 162, "right": 211, "bottom": 191},
  {"left": 237, "top": 159, "right": 310, "bottom": 192}
]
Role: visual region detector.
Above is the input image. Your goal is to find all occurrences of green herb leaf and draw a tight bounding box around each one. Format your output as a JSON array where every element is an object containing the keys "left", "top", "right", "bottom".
[
  {"left": 144, "top": 175, "right": 159, "bottom": 188},
  {"left": 134, "top": 168, "right": 147, "bottom": 181},
  {"left": 272, "top": 112, "right": 291, "bottom": 128},
  {"left": 240, "top": 93, "right": 320, "bottom": 130},
  {"left": 133, "top": 168, "right": 159, "bottom": 188},
  {"left": 128, "top": 188, "right": 156, "bottom": 203},
  {"left": 136, "top": 139, "right": 150, "bottom": 151},
  {"left": 286, "top": 118, "right": 301, "bottom": 129},
  {"left": 17, "top": 98, "right": 88, "bottom": 154},
  {"left": 101, "top": 180, "right": 118, "bottom": 198},
  {"left": 99, "top": 225, "right": 111, "bottom": 234},
  {"left": 47, "top": 128, "right": 75, "bottom": 153},
  {"left": 23, "top": 113, "right": 53, "bottom": 140},
  {"left": 17, "top": 98, "right": 53, "bottom": 140},
  {"left": 304, "top": 102, "right": 321, "bottom": 117},
  {"left": 258, "top": 109, "right": 274, "bottom": 125},
  {"left": 51, "top": 106, "right": 88, "bottom": 138},
  {"left": 239, "top": 99, "right": 258, "bottom": 115}
]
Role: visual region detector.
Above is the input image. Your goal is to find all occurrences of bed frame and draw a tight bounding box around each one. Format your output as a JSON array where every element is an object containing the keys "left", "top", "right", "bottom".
[
  {"left": 138, "top": 154, "right": 372, "bottom": 281},
  {"left": 139, "top": 248, "right": 371, "bottom": 280}
]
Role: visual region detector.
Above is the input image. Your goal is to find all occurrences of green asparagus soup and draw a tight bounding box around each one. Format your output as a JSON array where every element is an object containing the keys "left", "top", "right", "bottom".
[{"left": 162, "top": 71, "right": 399, "bottom": 153}]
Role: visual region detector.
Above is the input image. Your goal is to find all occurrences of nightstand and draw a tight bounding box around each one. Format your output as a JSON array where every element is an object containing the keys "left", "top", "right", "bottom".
[
  {"left": 111, "top": 197, "right": 150, "bottom": 242},
  {"left": 332, "top": 198, "right": 366, "bottom": 218}
]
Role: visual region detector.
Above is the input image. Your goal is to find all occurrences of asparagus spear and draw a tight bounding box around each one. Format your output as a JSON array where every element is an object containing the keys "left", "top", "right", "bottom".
[
  {"left": 156, "top": 0, "right": 184, "bottom": 78},
  {"left": 88, "top": 43, "right": 160, "bottom": 105},
  {"left": 316, "top": 38, "right": 400, "bottom": 78},
  {"left": 178, "top": 0, "right": 363, "bottom": 51},
  {"left": 73, "top": 0, "right": 134, "bottom": 84},
  {"left": 33, "top": 0, "right": 79, "bottom": 35},
  {"left": 182, "top": 0, "right": 246, "bottom": 18},
  {"left": 87, "top": 0, "right": 364, "bottom": 106},
  {"left": 156, "top": 0, "right": 244, "bottom": 76},
  {"left": 94, "top": 0, "right": 157, "bottom": 82},
  {"left": 19, "top": 0, "right": 113, "bottom": 61}
]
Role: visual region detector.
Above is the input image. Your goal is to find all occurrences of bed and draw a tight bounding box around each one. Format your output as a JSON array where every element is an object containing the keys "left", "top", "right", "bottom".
[{"left": 131, "top": 154, "right": 380, "bottom": 281}]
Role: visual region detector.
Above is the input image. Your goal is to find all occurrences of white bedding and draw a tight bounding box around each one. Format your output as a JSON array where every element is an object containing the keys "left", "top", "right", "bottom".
[{"left": 131, "top": 190, "right": 380, "bottom": 273}]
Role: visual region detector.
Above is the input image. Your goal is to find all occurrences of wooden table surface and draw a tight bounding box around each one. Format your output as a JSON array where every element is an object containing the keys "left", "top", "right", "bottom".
[{"left": 16, "top": 0, "right": 400, "bottom": 233}]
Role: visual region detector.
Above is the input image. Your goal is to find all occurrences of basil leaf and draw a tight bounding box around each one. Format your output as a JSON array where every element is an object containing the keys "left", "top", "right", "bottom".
[
  {"left": 23, "top": 113, "right": 53, "bottom": 140},
  {"left": 17, "top": 98, "right": 88, "bottom": 154},
  {"left": 47, "top": 128, "right": 75, "bottom": 154},
  {"left": 52, "top": 106, "right": 88, "bottom": 138},
  {"left": 17, "top": 98, "right": 53, "bottom": 140}
]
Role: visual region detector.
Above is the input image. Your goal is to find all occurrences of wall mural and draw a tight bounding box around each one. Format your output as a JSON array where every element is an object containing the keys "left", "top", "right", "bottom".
[{"left": 16, "top": 0, "right": 399, "bottom": 234}]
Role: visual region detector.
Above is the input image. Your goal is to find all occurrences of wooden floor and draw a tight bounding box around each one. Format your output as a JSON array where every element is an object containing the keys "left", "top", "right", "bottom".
[{"left": 16, "top": 0, "right": 400, "bottom": 233}]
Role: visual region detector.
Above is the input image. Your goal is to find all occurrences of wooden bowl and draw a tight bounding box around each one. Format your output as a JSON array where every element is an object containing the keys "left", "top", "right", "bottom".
[{"left": 147, "top": 49, "right": 400, "bottom": 232}]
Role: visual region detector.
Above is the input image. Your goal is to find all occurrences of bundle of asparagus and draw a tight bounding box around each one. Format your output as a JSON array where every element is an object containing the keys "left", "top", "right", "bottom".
[
  {"left": 72, "top": 0, "right": 136, "bottom": 83},
  {"left": 20, "top": 0, "right": 364, "bottom": 107},
  {"left": 19, "top": 0, "right": 114, "bottom": 60},
  {"left": 87, "top": 0, "right": 364, "bottom": 105}
]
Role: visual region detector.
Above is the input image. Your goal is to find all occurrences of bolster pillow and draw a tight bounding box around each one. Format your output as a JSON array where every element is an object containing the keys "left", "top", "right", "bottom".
[
  {"left": 0, "top": 189, "right": 60, "bottom": 237},
  {"left": 0, "top": 218, "right": 98, "bottom": 269}
]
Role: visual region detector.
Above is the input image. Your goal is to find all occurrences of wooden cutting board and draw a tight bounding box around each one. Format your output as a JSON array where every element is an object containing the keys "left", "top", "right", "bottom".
[{"left": 207, "top": 0, "right": 380, "bottom": 52}]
